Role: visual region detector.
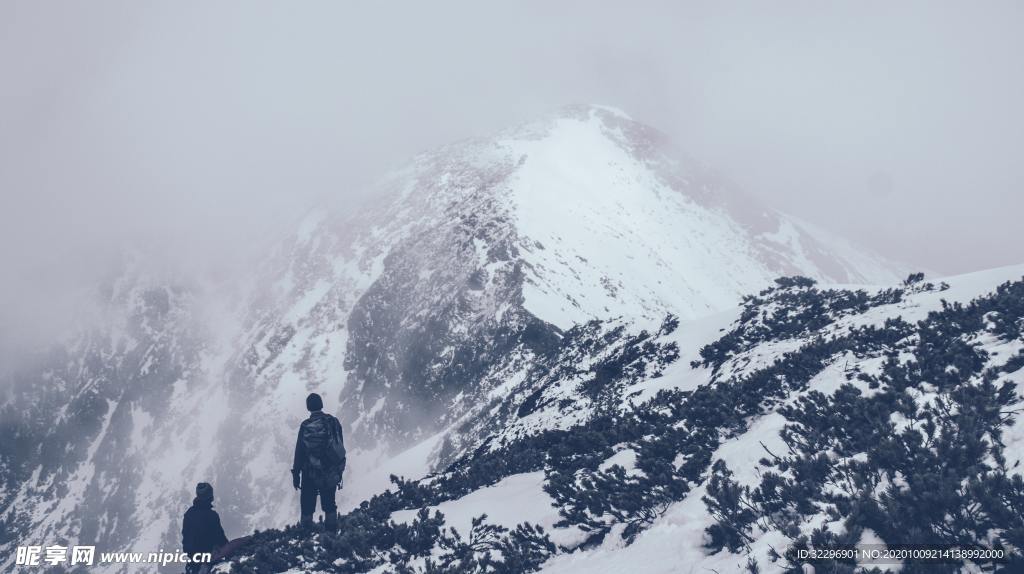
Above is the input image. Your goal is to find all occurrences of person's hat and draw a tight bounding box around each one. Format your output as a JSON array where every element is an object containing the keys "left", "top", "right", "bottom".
[
  {"left": 196, "top": 482, "right": 214, "bottom": 502},
  {"left": 306, "top": 393, "right": 323, "bottom": 412}
]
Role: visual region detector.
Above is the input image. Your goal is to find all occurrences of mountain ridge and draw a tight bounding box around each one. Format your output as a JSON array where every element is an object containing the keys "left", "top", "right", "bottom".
[{"left": 221, "top": 262, "right": 1024, "bottom": 573}]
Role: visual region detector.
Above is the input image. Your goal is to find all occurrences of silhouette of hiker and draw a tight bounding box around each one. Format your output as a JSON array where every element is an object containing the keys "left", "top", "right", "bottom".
[
  {"left": 182, "top": 482, "right": 227, "bottom": 574},
  {"left": 292, "top": 392, "right": 346, "bottom": 531},
  {"left": 181, "top": 482, "right": 251, "bottom": 573}
]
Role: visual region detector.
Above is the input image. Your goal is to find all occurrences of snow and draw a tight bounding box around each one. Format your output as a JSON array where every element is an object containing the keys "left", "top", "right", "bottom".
[
  {"left": 833, "top": 263, "right": 1024, "bottom": 333},
  {"left": 340, "top": 431, "right": 446, "bottom": 514},
  {"left": 129, "top": 402, "right": 155, "bottom": 454},
  {"left": 589, "top": 104, "right": 633, "bottom": 119},
  {"left": 391, "top": 472, "right": 586, "bottom": 548},
  {"left": 541, "top": 475, "right": 784, "bottom": 574},
  {"left": 499, "top": 107, "right": 903, "bottom": 330},
  {"left": 599, "top": 449, "right": 641, "bottom": 476},
  {"left": 784, "top": 214, "right": 909, "bottom": 285},
  {"left": 538, "top": 398, "right": 799, "bottom": 574},
  {"left": 296, "top": 208, "right": 327, "bottom": 244},
  {"left": 804, "top": 352, "right": 881, "bottom": 398},
  {"left": 624, "top": 307, "right": 741, "bottom": 405},
  {"left": 711, "top": 412, "right": 789, "bottom": 487}
]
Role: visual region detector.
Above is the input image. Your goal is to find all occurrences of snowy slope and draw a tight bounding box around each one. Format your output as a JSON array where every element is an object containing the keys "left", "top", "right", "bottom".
[
  {"left": 536, "top": 264, "right": 1024, "bottom": 574},
  {"left": 215, "top": 263, "right": 1024, "bottom": 574},
  {"left": 497, "top": 105, "right": 902, "bottom": 328},
  {"left": 391, "top": 472, "right": 586, "bottom": 549}
]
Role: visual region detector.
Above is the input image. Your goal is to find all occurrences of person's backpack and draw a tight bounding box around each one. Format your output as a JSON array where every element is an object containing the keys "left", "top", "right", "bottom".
[{"left": 301, "top": 414, "right": 345, "bottom": 485}]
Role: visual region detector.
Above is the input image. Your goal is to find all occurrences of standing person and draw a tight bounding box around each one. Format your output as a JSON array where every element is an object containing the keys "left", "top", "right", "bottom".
[
  {"left": 182, "top": 482, "right": 228, "bottom": 574},
  {"left": 292, "top": 392, "right": 346, "bottom": 531}
]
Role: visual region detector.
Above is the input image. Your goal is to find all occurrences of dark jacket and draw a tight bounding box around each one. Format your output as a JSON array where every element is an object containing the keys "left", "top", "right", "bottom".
[
  {"left": 292, "top": 411, "right": 346, "bottom": 484},
  {"left": 182, "top": 498, "right": 228, "bottom": 555}
]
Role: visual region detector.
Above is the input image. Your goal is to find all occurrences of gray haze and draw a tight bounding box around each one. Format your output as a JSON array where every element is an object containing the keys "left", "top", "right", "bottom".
[{"left": 2, "top": 1, "right": 1023, "bottom": 357}]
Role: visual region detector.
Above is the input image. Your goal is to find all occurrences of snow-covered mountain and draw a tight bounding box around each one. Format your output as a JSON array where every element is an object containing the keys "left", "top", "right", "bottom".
[
  {"left": 0, "top": 105, "right": 912, "bottom": 572},
  {"left": 228, "top": 264, "right": 1024, "bottom": 573},
  {"left": 530, "top": 265, "right": 1024, "bottom": 574}
]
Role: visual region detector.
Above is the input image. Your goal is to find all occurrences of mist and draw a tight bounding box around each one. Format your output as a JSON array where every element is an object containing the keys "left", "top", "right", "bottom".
[{"left": 2, "top": 0, "right": 1023, "bottom": 359}]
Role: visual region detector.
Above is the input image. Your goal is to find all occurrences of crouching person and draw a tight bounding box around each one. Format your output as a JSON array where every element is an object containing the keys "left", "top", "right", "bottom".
[
  {"left": 292, "top": 392, "right": 346, "bottom": 532},
  {"left": 182, "top": 482, "right": 227, "bottom": 574}
]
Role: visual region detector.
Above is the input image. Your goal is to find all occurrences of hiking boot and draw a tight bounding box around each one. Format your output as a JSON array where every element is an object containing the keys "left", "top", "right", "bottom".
[
  {"left": 299, "top": 513, "right": 314, "bottom": 528},
  {"left": 324, "top": 511, "right": 338, "bottom": 533}
]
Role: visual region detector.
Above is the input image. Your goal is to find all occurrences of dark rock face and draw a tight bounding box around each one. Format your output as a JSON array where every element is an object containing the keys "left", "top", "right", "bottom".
[
  {"left": 1, "top": 281, "right": 204, "bottom": 561},
  {"left": 340, "top": 165, "right": 560, "bottom": 450}
]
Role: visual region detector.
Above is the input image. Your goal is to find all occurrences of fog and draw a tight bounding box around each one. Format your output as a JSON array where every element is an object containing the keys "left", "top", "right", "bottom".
[{"left": 2, "top": 1, "right": 1023, "bottom": 358}]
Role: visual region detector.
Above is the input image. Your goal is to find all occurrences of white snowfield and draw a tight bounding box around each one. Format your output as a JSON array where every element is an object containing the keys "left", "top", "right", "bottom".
[
  {"left": 391, "top": 472, "right": 587, "bottom": 550},
  {"left": 499, "top": 106, "right": 903, "bottom": 329}
]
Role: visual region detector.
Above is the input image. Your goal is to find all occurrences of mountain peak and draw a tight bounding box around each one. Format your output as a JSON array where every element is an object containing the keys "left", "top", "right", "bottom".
[
  {"left": 476, "top": 104, "right": 658, "bottom": 163},
  {"left": 549, "top": 103, "right": 635, "bottom": 121}
]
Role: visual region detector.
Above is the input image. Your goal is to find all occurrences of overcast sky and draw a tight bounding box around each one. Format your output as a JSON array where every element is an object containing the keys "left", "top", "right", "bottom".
[{"left": 2, "top": 1, "right": 1022, "bottom": 354}]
